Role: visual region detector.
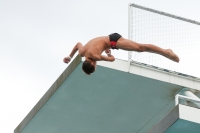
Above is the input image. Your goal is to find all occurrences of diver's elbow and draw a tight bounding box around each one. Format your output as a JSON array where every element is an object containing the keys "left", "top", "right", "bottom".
[{"left": 111, "top": 58, "right": 115, "bottom": 62}]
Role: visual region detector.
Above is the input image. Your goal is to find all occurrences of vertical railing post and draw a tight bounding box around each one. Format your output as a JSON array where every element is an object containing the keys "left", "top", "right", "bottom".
[{"left": 127, "top": 3, "right": 132, "bottom": 72}]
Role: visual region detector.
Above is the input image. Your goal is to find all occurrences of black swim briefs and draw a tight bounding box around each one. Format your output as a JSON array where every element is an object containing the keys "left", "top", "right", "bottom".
[{"left": 109, "top": 33, "right": 122, "bottom": 49}]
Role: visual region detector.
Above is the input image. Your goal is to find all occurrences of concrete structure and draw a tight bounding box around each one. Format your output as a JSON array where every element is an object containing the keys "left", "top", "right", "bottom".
[{"left": 14, "top": 56, "right": 200, "bottom": 133}]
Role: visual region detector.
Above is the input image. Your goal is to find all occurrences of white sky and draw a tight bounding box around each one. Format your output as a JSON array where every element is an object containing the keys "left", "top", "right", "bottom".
[{"left": 0, "top": 0, "right": 200, "bottom": 133}]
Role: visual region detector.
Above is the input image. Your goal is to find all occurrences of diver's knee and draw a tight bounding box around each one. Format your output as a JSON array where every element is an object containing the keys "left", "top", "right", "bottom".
[{"left": 137, "top": 45, "right": 146, "bottom": 52}]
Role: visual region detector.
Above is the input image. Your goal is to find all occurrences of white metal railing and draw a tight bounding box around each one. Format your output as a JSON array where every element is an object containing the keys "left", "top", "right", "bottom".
[
  {"left": 128, "top": 3, "right": 200, "bottom": 78},
  {"left": 175, "top": 94, "right": 200, "bottom": 109}
]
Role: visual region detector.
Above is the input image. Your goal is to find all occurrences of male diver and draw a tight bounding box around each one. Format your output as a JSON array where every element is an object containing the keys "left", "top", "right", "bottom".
[{"left": 63, "top": 33, "right": 179, "bottom": 75}]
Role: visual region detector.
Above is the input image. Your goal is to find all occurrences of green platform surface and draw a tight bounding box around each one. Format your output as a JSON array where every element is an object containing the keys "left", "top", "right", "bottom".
[
  {"left": 165, "top": 119, "right": 200, "bottom": 133},
  {"left": 21, "top": 63, "right": 182, "bottom": 133}
]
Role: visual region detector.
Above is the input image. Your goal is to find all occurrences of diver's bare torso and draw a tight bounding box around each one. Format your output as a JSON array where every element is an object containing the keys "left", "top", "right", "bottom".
[{"left": 82, "top": 36, "right": 111, "bottom": 60}]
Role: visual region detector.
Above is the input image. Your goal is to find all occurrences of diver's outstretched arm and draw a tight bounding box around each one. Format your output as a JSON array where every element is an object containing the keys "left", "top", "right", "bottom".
[{"left": 63, "top": 42, "right": 84, "bottom": 63}]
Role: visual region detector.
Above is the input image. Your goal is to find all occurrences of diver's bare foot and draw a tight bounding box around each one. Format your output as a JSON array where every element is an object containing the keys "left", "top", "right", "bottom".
[{"left": 166, "top": 49, "right": 180, "bottom": 62}]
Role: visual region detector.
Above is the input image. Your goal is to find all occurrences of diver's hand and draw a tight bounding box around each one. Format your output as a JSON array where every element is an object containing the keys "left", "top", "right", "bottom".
[
  {"left": 105, "top": 49, "right": 111, "bottom": 55},
  {"left": 63, "top": 56, "right": 72, "bottom": 63}
]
